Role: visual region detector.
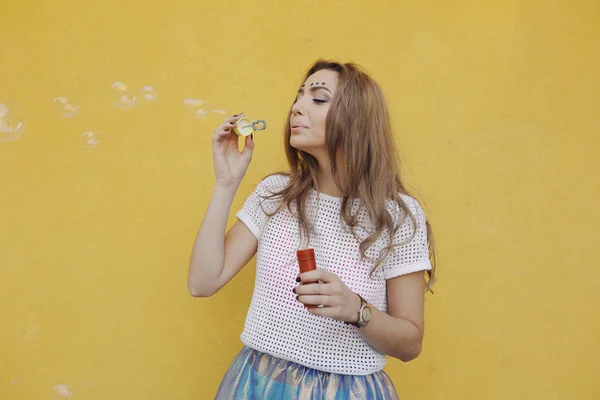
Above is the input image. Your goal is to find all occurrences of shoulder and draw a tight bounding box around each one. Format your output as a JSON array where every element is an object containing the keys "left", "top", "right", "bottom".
[
  {"left": 385, "top": 193, "right": 425, "bottom": 219},
  {"left": 381, "top": 194, "right": 427, "bottom": 235},
  {"left": 399, "top": 194, "right": 425, "bottom": 217},
  {"left": 252, "top": 174, "right": 290, "bottom": 215},
  {"left": 257, "top": 173, "right": 290, "bottom": 194}
]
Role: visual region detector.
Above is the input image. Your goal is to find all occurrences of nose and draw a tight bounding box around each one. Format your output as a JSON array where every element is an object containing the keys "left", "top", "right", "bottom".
[{"left": 291, "top": 101, "right": 303, "bottom": 116}]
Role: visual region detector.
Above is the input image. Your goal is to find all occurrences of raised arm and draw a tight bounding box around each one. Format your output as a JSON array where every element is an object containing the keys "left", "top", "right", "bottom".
[{"left": 187, "top": 113, "right": 257, "bottom": 297}]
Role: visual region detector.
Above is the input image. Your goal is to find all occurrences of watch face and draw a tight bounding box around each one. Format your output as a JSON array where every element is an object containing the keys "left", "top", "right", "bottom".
[{"left": 363, "top": 306, "right": 372, "bottom": 322}]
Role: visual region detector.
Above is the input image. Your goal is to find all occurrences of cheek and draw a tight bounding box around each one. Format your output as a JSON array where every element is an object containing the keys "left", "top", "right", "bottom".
[{"left": 314, "top": 108, "right": 330, "bottom": 136}]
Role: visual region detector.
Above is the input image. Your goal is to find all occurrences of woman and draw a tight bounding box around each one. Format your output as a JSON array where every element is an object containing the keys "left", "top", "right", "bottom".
[{"left": 188, "top": 59, "right": 437, "bottom": 399}]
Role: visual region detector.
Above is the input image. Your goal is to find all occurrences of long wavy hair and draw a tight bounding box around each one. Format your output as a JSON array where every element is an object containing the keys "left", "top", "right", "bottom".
[{"left": 260, "top": 59, "right": 437, "bottom": 292}]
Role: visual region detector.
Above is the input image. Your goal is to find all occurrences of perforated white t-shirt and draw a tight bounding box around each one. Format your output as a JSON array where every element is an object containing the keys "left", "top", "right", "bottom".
[{"left": 235, "top": 174, "right": 432, "bottom": 375}]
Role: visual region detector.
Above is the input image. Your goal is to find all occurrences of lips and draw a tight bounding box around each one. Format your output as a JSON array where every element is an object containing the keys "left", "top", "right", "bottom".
[
  {"left": 291, "top": 125, "right": 306, "bottom": 134},
  {"left": 291, "top": 121, "right": 308, "bottom": 129}
]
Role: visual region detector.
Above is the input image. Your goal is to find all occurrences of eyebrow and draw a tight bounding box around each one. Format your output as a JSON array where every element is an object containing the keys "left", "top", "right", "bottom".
[{"left": 297, "top": 86, "right": 332, "bottom": 95}]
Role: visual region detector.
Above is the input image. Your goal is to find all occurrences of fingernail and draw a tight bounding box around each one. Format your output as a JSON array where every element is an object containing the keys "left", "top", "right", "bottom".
[
  {"left": 296, "top": 276, "right": 301, "bottom": 283},
  {"left": 230, "top": 122, "right": 235, "bottom": 125},
  {"left": 233, "top": 114, "right": 239, "bottom": 117}
]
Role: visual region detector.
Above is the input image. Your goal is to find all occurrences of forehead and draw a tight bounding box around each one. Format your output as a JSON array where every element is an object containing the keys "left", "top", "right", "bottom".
[{"left": 303, "top": 69, "right": 339, "bottom": 87}]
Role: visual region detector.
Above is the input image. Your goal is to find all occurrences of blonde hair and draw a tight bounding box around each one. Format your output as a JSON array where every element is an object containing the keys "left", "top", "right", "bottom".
[{"left": 261, "top": 59, "right": 437, "bottom": 292}]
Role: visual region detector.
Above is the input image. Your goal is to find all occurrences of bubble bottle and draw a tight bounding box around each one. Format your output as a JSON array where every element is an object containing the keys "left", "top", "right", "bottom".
[{"left": 297, "top": 248, "right": 318, "bottom": 309}]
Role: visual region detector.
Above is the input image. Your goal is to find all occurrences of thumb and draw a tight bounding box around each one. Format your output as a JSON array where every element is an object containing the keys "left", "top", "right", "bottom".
[{"left": 241, "top": 133, "right": 255, "bottom": 158}]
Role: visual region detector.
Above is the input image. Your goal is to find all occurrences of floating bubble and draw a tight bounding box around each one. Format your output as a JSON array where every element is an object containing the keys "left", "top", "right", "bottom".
[
  {"left": 110, "top": 81, "right": 137, "bottom": 108},
  {"left": 210, "top": 109, "right": 226, "bottom": 114},
  {"left": 183, "top": 97, "right": 204, "bottom": 107},
  {"left": 183, "top": 98, "right": 208, "bottom": 118},
  {"left": 0, "top": 120, "right": 25, "bottom": 135},
  {"left": 53, "top": 97, "right": 80, "bottom": 117},
  {"left": 81, "top": 131, "right": 100, "bottom": 148},
  {"left": 140, "top": 85, "right": 158, "bottom": 101},
  {"left": 0, "top": 102, "right": 9, "bottom": 120},
  {"left": 0, "top": 102, "right": 26, "bottom": 142},
  {"left": 52, "top": 384, "right": 74, "bottom": 397}
]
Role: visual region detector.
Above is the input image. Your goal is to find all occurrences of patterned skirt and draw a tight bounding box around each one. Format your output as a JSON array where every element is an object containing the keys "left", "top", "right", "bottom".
[{"left": 215, "top": 346, "right": 399, "bottom": 400}]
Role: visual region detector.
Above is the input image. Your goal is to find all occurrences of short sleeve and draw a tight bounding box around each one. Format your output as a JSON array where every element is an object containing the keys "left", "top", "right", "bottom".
[
  {"left": 382, "top": 196, "right": 432, "bottom": 279},
  {"left": 235, "top": 175, "right": 286, "bottom": 241}
]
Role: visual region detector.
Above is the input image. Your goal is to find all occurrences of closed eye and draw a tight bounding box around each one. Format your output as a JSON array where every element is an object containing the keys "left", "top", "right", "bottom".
[{"left": 313, "top": 99, "right": 327, "bottom": 104}]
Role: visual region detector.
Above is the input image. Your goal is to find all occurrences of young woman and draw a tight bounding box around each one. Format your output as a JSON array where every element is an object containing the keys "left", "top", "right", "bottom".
[{"left": 188, "top": 60, "right": 437, "bottom": 399}]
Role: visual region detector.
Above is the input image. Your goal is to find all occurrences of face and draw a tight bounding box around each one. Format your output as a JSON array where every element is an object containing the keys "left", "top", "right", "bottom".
[{"left": 289, "top": 69, "right": 339, "bottom": 156}]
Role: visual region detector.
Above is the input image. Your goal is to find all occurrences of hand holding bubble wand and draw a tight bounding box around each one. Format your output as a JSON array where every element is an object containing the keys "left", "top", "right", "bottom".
[{"left": 211, "top": 113, "right": 266, "bottom": 187}]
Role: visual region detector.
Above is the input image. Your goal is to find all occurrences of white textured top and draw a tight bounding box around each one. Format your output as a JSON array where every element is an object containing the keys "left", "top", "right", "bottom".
[{"left": 235, "top": 174, "right": 432, "bottom": 375}]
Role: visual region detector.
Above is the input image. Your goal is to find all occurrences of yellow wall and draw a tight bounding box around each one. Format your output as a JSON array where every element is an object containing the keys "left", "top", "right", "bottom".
[{"left": 1, "top": 0, "right": 598, "bottom": 398}]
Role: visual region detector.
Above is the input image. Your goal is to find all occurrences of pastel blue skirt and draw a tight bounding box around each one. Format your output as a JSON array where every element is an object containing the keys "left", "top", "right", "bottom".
[{"left": 215, "top": 346, "right": 399, "bottom": 399}]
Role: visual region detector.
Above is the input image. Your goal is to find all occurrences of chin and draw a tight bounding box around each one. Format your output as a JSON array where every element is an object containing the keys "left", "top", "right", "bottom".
[
  {"left": 290, "top": 135, "right": 324, "bottom": 156},
  {"left": 290, "top": 144, "right": 319, "bottom": 160},
  {"left": 290, "top": 137, "right": 308, "bottom": 151},
  {"left": 289, "top": 136, "right": 304, "bottom": 151}
]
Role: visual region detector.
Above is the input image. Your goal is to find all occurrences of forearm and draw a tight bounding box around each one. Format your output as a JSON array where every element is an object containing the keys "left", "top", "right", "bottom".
[
  {"left": 187, "top": 184, "right": 239, "bottom": 296},
  {"left": 357, "top": 304, "right": 423, "bottom": 362}
]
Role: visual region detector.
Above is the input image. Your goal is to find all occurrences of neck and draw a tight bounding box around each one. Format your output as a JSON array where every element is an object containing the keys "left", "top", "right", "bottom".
[{"left": 314, "top": 156, "right": 344, "bottom": 198}]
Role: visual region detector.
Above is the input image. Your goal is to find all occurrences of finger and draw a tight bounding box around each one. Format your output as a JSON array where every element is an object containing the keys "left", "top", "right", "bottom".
[
  {"left": 225, "top": 112, "right": 245, "bottom": 124},
  {"left": 212, "top": 128, "right": 235, "bottom": 142},
  {"left": 213, "top": 122, "right": 239, "bottom": 137},
  {"left": 294, "top": 282, "right": 332, "bottom": 296},
  {"left": 297, "top": 295, "right": 333, "bottom": 307},
  {"left": 241, "top": 133, "right": 255, "bottom": 157},
  {"left": 214, "top": 118, "right": 238, "bottom": 133},
  {"left": 299, "top": 270, "right": 336, "bottom": 284},
  {"left": 213, "top": 125, "right": 231, "bottom": 136},
  {"left": 306, "top": 306, "right": 337, "bottom": 319},
  {"left": 214, "top": 113, "right": 247, "bottom": 139},
  {"left": 213, "top": 126, "right": 233, "bottom": 135},
  {"left": 221, "top": 121, "right": 237, "bottom": 132}
]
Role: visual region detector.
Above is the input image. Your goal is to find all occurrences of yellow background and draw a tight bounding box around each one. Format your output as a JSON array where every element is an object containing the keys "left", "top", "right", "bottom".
[{"left": 1, "top": 0, "right": 599, "bottom": 398}]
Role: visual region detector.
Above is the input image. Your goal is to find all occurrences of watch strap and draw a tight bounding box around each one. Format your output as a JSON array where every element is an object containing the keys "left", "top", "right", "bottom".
[{"left": 344, "top": 293, "right": 367, "bottom": 328}]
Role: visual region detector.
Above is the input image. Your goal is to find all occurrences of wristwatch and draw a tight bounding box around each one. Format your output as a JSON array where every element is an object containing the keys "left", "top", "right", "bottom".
[{"left": 344, "top": 293, "right": 372, "bottom": 328}]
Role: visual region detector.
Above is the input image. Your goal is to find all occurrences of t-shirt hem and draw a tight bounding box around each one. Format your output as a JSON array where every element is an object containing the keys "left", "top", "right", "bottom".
[
  {"left": 236, "top": 210, "right": 261, "bottom": 241},
  {"left": 383, "top": 258, "right": 433, "bottom": 280},
  {"left": 240, "top": 336, "right": 386, "bottom": 376}
]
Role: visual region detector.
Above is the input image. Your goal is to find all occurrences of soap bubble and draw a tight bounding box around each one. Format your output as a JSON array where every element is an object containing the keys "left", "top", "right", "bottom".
[
  {"left": 53, "top": 97, "right": 80, "bottom": 117},
  {"left": 110, "top": 81, "right": 137, "bottom": 108},
  {"left": 52, "top": 384, "right": 74, "bottom": 397},
  {"left": 140, "top": 85, "right": 157, "bottom": 101},
  {"left": 183, "top": 97, "right": 208, "bottom": 118},
  {"left": 0, "top": 102, "right": 8, "bottom": 120},
  {"left": 0, "top": 102, "right": 26, "bottom": 142},
  {"left": 183, "top": 97, "right": 204, "bottom": 107},
  {"left": 81, "top": 131, "right": 100, "bottom": 148}
]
